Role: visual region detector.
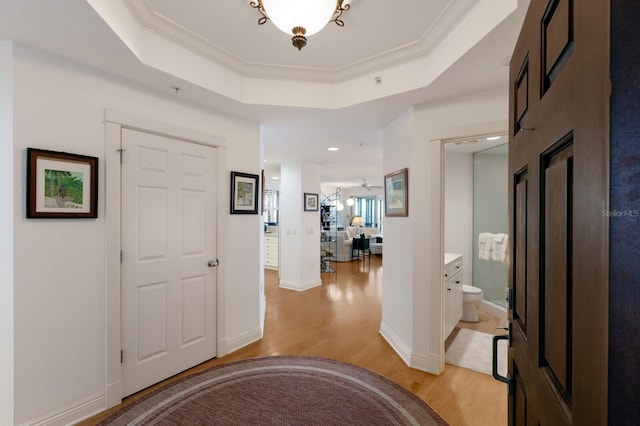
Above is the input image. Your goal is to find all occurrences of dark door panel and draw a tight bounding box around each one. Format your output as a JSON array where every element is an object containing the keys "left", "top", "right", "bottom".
[{"left": 507, "top": 1, "right": 608, "bottom": 424}]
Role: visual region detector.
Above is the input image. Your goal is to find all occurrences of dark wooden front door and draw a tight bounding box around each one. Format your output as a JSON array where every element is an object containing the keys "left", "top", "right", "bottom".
[{"left": 508, "top": 0, "right": 609, "bottom": 424}]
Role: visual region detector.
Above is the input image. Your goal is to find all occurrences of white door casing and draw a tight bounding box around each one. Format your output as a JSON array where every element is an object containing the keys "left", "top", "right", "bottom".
[{"left": 120, "top": 128, "right": 218, "bottom": 396}]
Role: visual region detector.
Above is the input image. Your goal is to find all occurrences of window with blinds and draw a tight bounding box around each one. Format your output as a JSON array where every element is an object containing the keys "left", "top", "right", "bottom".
[
  {"left": 263, "top": 189, "right": 279, "bottom": 224},
  {"left": 354, "top": 197, "right": 383, "bottom": 228}
]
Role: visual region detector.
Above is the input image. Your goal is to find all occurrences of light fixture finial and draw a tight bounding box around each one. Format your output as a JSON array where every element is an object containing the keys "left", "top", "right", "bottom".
[
  {"left": 291, "top": 26, "right": 307, "bottom": 51},
  {"left": 251, "top": 0, "right": 351, "bottom": 50}
]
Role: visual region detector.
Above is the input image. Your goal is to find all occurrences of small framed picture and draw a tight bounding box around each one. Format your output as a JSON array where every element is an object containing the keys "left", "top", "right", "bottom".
[
  {"left": 26, "top": 148, "right": 99, "bottom": 218},
  {"left": 384, "top": 168, "right": 408, "bottom": 217},
  {"left": 230, "top": 171, "right": 259, "bottom": 214},
  {"left": 304, "top": 192, "right": 319, "bottom": 211}
]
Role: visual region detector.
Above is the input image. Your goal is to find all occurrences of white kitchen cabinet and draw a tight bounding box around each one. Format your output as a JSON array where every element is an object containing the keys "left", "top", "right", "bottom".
[{"left": 264, "top": 229, "right": 279, "bottom": 270}]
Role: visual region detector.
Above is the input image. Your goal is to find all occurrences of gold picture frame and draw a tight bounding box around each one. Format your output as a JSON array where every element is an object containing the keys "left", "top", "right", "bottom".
[{"left": 384, "top": 168, "right": 408, "bottom": 217}]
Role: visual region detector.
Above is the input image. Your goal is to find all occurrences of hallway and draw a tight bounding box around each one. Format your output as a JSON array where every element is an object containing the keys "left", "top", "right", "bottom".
[{"left": 84, "top": 256, "right": 507, "bottom": 425}]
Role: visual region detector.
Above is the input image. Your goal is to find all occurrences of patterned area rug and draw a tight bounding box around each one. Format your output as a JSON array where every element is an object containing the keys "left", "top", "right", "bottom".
[{"left": 100, "top": 356, "right": 448, "bottom": 425}]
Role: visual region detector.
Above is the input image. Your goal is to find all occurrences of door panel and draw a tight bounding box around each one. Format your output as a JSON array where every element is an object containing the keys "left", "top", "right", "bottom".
[
  {"left": 137, "top": 281, "right": 168, "bottom": 362},
  {"left": 513, "top": 171, "right": 528, "bottom": 335},
  {"left": 542, "top": 140, "right": 573, "bottom": 400},
  {"left": 514, "top": 59, "right": 529, "bottom": 132},
  {"left": 121, "top": 128, "right": 218, "bottom": 396},
  {"left": 513, "top": 365, "right": 527, "bottom": 425},
  {"left": 541, "top": 0, "right": 573, "bottom": 91},
  {"left": 181, "top": 275, "right": 207, "bottom": 346},
  {"left": 508, "top": 1, "right": 608, "bottom": 424}
]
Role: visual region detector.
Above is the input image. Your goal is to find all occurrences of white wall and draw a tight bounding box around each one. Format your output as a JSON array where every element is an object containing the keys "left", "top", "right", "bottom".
[
  {"left": 444, "top": 151, "right": 473, "bottom": 285},
  {"left": 414, "top": 87, "right": 509, "bottom": 371},
  {"left": 10, "top": 45, "right": 261, "bottom": 424},
  {"left": 0, "top": 41, "right": 15, "bottom": 426},
  {"left": 380, "top": 110, "right": 417, "bottom": 364},
  {"left": 381, "top": 87, "right": 508, "bottom": 374},
  {"left": 279, "top": 162, "right": 321, "bottom": 290}
]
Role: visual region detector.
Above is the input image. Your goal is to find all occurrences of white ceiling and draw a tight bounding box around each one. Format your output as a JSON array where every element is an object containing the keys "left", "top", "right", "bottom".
[
  {"left": 0, "top": 0, "right": 529, "bottom": 189},
  {"left": 123, "top": 0, "right": 474, "bottom": 82}
]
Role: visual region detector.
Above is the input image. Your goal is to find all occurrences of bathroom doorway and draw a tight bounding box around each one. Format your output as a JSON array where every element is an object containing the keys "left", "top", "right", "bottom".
[{"left": 443, "top": 134, "right": 508, "bottom": 311}]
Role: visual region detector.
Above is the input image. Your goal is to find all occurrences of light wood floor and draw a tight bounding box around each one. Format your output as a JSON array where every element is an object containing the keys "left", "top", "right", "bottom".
[{"left": 81, "top": 256, "right": 508, "bottom": 425}]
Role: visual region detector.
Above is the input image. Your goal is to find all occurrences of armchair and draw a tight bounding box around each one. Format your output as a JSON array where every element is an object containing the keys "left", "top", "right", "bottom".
[{"left": 332, "top": 230, "right": 353, "bottom": 261}]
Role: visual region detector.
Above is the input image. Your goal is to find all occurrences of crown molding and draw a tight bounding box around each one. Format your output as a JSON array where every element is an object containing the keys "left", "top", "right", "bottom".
[
  {"left": 89, "top": 0, "right": 518, "bottom": 109},
  {"left": 123, "top": 0, "right": 480, "bottom": 83}
]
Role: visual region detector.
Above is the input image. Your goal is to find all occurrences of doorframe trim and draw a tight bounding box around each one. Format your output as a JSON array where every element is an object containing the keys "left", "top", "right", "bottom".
[
  {"left": 437, "top": 129, "right": 507, "bottom": 371},
  {"left": 103, "top": 109, "right": 227, "bottom": 409}
]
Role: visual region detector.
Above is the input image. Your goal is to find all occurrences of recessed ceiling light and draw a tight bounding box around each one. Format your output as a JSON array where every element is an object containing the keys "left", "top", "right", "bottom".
[
  {"left": 272, "top": 176, "right": 279, "bottom": 180},
  {"left": 486, "top": 136, "right": 501, "bottom": 141},
  {"left": 328, "top": 147, "right": 340, "bottom": 151}
]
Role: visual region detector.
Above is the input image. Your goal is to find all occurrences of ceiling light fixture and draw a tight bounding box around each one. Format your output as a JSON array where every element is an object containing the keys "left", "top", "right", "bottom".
[
  {"left": 327, "top": 147, "right": 340, "bottom": 151},
  {"left": 250, "top": 0, "right": 352, "bottom": 50}
]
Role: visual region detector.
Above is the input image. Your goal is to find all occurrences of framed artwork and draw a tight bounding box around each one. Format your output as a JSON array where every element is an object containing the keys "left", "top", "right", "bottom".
[
  {"left": 26, "top": 148, "right": 99, "bottom": 218},
  {"left": 384, "top": 168, "right": 408, "bottom": 217},
  {"left": 230, "top": 171, "right": 259, "bottom": 214},
  {"left": 304, "top": 192, "right": 319, "bottom": 211}
]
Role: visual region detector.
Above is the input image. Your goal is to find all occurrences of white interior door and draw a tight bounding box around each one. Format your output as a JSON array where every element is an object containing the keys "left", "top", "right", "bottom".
[{"left": 121, "top": 128, "right": 217, "bottom": 396}]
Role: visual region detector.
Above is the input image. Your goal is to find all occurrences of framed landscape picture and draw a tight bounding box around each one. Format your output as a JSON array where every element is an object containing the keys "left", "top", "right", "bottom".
[
  {"left": 304, "top": 192, "right": 319, "bottom": 211},
  {"left": 230, "top": 171, "right": 259, "bottom": 214},
  {"left": 384, "top": 168, "right": 408, "bottom": 217},
  {"left": 26, "top": 148, "right": 99, "bottom": 218}
]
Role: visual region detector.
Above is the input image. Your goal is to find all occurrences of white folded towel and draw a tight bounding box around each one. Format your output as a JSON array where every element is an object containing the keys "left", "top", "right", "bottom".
[
  {"left": 478, "top": 232, "right": 493, "bottom": 260},
  {"left": 491, "top": 233, "right": 509, "bottom": 263}
]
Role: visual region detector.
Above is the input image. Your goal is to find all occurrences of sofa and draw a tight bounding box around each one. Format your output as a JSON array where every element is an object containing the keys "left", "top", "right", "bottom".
[{"left": 323, "top": 227, "right": 381, "bottom": 262}]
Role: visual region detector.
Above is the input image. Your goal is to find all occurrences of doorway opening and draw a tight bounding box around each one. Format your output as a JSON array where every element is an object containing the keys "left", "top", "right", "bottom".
[{"left": 443, "top": 134, "right": 509, "bottom": 314}]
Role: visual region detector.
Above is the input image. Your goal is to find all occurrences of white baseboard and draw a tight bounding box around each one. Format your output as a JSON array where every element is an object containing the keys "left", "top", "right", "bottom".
[
  {"left": 379, "top": 322, "right": 412, "bottom": 366},
  {"left": 19, "top": 392, "right": 105, "bottom": 426},
  {"left": 279, "top": 279, "right": 321, "bottom": 291},
  {"left": 379, "top": 322, "right": 443, "bottom": 375},
  {"left": 480, "top": 300, "right": 508, "bottom": 319},
  {"left": 225, "top": 326, "right": 263, "bottom": 354},
  {"left": 409, "top": 352, "right": 443, "bottom": 375}
]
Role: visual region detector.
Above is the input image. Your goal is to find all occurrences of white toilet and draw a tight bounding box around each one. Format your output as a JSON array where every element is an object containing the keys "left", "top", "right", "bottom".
[{"left": 462, "top": 285, "right": 484, "bottom": 322}]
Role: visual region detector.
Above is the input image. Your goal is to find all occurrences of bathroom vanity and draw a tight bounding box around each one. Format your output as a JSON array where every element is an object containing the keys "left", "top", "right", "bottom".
[{"left": 444, "top": 253, "right": 463, "bottom": 338}]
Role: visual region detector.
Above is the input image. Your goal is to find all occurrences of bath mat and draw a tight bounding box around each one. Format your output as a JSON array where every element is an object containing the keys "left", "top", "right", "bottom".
[{"left": 445, "top": 328, "right": 507, "bottom": 377}]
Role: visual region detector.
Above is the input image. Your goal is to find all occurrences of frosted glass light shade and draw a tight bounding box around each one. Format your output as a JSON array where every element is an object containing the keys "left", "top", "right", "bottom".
[
  {"left": 261, "top": 0, "right": 338, "bottom": 36},
  {"left": 346, "top": 198, "right": 355, "bottom": 206}
]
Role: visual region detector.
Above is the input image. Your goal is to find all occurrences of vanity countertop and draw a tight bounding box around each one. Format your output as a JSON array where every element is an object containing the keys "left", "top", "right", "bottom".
[{"left": 444, "top": 252, "right": 462, "bottom": 266}]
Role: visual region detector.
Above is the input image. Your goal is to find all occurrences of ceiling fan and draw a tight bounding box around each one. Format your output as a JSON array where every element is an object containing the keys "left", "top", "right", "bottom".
[{"left": 361, "top": 178, "right": 382, "bottom": 190}]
